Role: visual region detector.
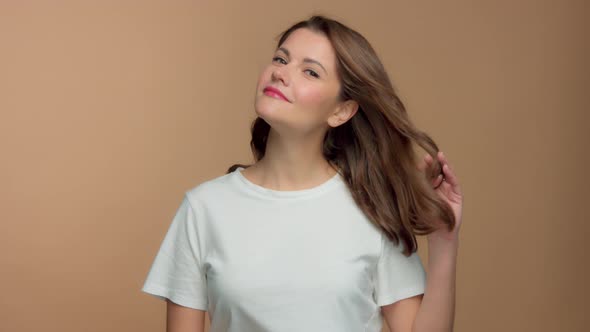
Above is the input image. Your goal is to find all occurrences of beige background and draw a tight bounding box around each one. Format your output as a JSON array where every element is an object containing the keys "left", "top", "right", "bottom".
[{"left": 1, "top": 1, "right": 587, "bottom": 331}]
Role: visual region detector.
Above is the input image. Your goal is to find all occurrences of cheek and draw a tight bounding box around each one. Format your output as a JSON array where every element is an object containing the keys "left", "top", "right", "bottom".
[
  {"left": 256, "top": 67, "right": 272, "bottom": 86},
  {"left": 256, "top": 71, "right": 268, "bottom": 89},
  {"left": 296, "top": 86, "right": 332, "bottom": 111}
]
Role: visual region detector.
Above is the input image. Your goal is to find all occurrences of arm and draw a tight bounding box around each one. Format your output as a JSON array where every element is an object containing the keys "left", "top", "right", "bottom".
[
  {"left": 166, "top": 299, "right": 206, "bottom": 332},
  {"left": 381, "top": 238, "right": 458, "bottom": 332},
  {"left": 381, "top": 293, "right": 423, "bottom": 331},
  {"left": 412, "top": 238, "right": 458, "bottom": 332},
  {"left": 383, "top": 151, "right": 461, "bottom": 331}
]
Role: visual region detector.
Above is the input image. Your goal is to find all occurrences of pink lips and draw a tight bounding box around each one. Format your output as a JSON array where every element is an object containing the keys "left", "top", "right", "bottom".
[{"left": 263, "top": 86, "right": 289, "bottom": 102}]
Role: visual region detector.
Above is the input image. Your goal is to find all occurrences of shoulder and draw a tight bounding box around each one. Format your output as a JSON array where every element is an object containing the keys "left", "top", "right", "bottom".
[{"left": 184, "top": 171, "right": 236, "bottom": 207}]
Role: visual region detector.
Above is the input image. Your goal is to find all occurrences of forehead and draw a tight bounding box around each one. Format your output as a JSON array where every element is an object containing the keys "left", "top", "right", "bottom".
[{"left": 278, "top": 28, "right": 336, "bottom": 70}]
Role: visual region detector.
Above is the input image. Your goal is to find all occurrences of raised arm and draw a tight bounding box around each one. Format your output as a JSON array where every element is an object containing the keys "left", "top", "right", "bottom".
[
  {"left": 384, "top": 151, "right": 462, "bottom": 332},
  {"left": 166, "top": 299, "right": 206, "bottom": 332}
]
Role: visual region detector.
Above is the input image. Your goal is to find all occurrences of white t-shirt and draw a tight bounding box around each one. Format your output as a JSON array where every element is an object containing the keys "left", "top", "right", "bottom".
[{"left": 141, "top": 166, "right": 426, "bottom": 331}]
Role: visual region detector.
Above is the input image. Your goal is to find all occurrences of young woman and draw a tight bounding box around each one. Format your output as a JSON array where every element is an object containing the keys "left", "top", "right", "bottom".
[{"left": 142, "top": 15, "right": 463, "bottom": 332}]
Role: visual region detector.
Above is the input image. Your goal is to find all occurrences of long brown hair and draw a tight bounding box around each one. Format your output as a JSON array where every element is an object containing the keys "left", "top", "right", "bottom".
[{"left": 226, "top": 15, "right": 455, "bottom": 256}]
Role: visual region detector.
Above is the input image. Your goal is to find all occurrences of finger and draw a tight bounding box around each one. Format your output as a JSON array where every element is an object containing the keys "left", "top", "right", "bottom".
[
  {"left": 437, "top": 152, "right": 460, "bottom": 188},
  {"left": 417, "top": 153, "right": 433, "bottom": 172},
  {"left": 442, "top": 163, "right": 460, "bottom": 189},
  {"left": 432, "top": 173, "right": 443, "bottom": 187},
  {"left": 423, "top": 153, "right": 435, "bottom": 172},
  {"left": 417, "top": 159, "right": 426, "bottom": 172},
  {"left": 438, "top": 151, "right": 454, "bottom": 172},
  {"left": 433, "top": 174, "right": 444, "bottom": 190}
]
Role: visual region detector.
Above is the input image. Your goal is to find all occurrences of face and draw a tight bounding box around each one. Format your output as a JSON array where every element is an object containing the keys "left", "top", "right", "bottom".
[{"left": 254, "top": 28, "right": 355, "bottom": 136}]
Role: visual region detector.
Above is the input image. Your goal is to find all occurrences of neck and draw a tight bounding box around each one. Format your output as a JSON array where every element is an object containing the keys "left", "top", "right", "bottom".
[{"left": 250, "top": 127, "right": 337, "bottom": 190}]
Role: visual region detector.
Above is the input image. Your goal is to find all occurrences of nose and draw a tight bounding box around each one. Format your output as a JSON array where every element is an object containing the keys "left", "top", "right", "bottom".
[{"left": 271, "top": 67, "right": 289, "bottom": 86}]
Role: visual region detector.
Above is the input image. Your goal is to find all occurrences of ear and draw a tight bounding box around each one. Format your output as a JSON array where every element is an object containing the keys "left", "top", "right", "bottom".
[{"left": 328, "top": 99, "right": 359, "bottom": 128}]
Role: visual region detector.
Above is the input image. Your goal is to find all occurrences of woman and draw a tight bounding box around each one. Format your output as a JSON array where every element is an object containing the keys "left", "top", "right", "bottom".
[{"left": 142, "top": 15, "right": 463, "bottom": 332}]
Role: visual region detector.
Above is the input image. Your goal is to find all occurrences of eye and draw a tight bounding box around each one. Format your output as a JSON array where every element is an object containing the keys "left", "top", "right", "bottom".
[
  {"left": 305, "top": 69, "right": 320, "bottom": 78},
  {"left": 272, "top": 56, "right": 287, "bottom": 64}
]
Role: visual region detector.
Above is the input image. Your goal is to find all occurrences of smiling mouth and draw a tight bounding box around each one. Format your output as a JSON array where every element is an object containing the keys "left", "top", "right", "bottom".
[{"left": 263, "top": 88, "right": 290, "bottom": 102}]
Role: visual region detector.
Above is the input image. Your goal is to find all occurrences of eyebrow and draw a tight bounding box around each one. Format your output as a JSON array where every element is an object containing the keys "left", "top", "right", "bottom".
[{"left": 277, "top": 47, "right": 327, "bottom": 75}]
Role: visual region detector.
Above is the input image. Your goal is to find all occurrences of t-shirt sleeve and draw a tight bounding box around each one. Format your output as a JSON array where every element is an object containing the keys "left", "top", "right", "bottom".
[
  {"left": 373, "top": 232, "right": 427, "bottom": 306},
  {"left": 141, "top": 193, "right": 208, "bottom": 310}
]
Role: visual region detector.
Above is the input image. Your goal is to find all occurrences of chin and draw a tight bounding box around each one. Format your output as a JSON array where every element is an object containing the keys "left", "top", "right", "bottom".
[
  {"left": 254, "top": 106, "right": 276, "bottom": 121},
  {"left": 254, "top": 105, "right": 286, "bottom": 129},
  {"left": 255, "top": 97, "right": 287, "bottom": 116}
]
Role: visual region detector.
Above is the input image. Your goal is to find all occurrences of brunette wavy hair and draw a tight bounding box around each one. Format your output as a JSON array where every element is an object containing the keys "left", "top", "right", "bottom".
[{"left": 226, "top": 15, "right": 456, "bottom": 256}]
